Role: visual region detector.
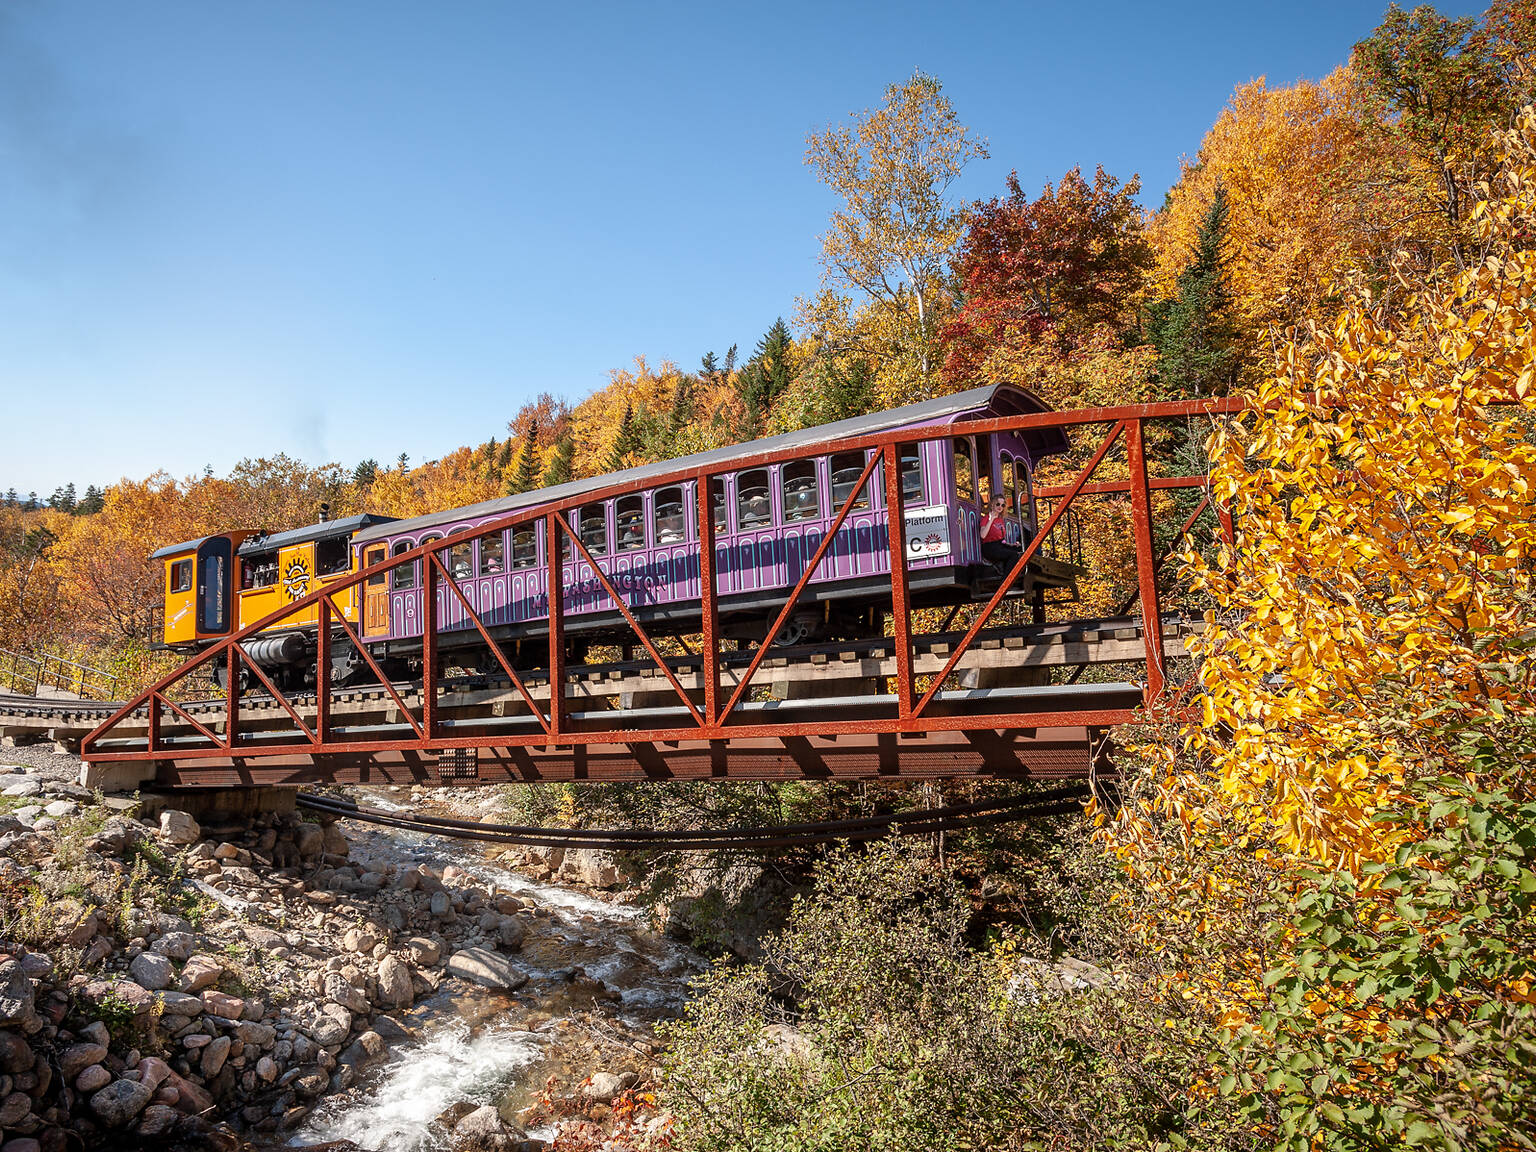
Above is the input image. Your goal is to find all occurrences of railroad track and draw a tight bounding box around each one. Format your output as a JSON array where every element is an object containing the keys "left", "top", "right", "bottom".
[{"left": 3, "top": 615, "right": 1199, "bottom": 754}]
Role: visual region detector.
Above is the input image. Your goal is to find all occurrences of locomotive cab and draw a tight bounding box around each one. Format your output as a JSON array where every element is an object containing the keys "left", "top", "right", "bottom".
[{"left": 151, "top": 532, "right": 250, "bottom": 651}]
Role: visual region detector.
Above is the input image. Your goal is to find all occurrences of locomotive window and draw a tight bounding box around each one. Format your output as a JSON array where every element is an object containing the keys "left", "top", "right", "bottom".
[
  {"left": 479, "top": 531, "right": 507, "bottom": 575},
  {"left": 830, "top": 453, "right": 871, "bottom": 513},
  {"left": 508, "top": 527, "right": 536, "bottom": 570},
  {"left": 577, "top": 503, "right": 608, "bottom": 555},
  {"left": 616, "top": 495, "right": 646, "bottom": 552},
  {"left": 654, "top": 487, "right": 686, "bottom": 545},
  {"left": 448, "top": 539, "right": 473, "bottom": 580},
  {"left": 317, "top": 537, "right": 349, "bottom": 575},
  {"left": 363, "top": 546, "right": 387, "bottom": 589},
  {"left": 244, "top": 552, "right": 278, "bottom": 589},
  {"left": 901, "top": 448, "right": 924, "bottom": 504},
  {"left": 391, "top": 541, "right": 415, "bottom": 590},
  {"left": 170, "top": 559, "right": 193, "bottom": 593},
  {"left": 711, "top": 479, "right": 728, "bottom": 533},
  {"left": 782, "top": 462, "right": 820, "bottom": 521},
  {"left": 975, "top": 435, "right": 992, "bottom": 507},
  {"left": 737, "top": 470, "right": 771, "bottom": 530},
  {"left": 953, "top": 439, "right": 975, "bottom": 502},
  {"left": 1001, "top": 452, "right": 1017, "bottom": 517}
]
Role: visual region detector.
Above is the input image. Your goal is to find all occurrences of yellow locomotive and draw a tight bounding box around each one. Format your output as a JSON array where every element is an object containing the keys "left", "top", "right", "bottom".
[{"left": 151, "top": 509, "right": 396, "bottom": 689}]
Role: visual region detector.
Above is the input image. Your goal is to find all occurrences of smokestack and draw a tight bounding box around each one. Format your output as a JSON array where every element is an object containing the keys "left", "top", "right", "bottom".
[{"left": 318, "top": 502, "right": 331, "bottom": 523}]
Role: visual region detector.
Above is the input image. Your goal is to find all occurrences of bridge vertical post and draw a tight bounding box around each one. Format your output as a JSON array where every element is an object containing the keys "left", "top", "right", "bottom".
[
  {"left": 1126, "top": 418, "right": 1167, "bottom": 702},
  {"left": 316, "top": 598, "right": 330, "bottom": 742},
  {"left": 882, "top": 442, "right": 914, "bottom": 718},
  {"left": 696, "top": 476, "right": 719, "bottom": 727},
  {"left": 147, "top": 693, "right": 160, "bottom": 754},
  {"left": 422, "top": 543, "right": 437, "bottom": 740},
  {"left": 225, "top": 646, "right": 239, "bottom": 749},
  {"left": 546, "top": 513, "right": 565, "bottom": 741}
]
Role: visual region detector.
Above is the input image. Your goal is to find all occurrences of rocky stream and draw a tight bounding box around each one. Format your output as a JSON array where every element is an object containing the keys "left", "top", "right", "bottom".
[{"left": 0, "top": 748, "right": 710, "bottom": 1151}]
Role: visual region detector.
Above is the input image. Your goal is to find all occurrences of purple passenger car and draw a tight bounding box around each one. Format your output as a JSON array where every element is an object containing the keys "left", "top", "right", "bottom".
[{"left": 350, "top": 384, "right": 1075, "bottom": 662}]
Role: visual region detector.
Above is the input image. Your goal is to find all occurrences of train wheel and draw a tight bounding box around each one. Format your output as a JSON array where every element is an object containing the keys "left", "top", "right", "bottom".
[{"left": 771, "top": 612, "right": 820, "bottom": 648}]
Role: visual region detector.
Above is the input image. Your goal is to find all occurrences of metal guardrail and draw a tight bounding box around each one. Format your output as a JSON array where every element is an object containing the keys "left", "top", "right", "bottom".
[{"left": 0, "top": 647, "right": 121, "bottom": 702}]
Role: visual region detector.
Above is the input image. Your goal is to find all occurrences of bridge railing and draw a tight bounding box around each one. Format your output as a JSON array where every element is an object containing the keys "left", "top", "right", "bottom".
[
  {"left": 1, "top": 647, "right": 122, "bottom": 701},
  {"left": 80, "top": 398, "right": 1244, "bottom": 779}
]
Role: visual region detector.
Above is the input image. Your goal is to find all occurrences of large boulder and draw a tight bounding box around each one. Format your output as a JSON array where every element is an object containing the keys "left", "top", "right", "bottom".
[
  {"left": 375, "top": 956, "right": 413, "bottom": 1009},
  {"left": 157, "top": 810, "right": 201, "bottom": 845},
  {"left": 445, "top": 948, "right": 527, "bottom": 991}
]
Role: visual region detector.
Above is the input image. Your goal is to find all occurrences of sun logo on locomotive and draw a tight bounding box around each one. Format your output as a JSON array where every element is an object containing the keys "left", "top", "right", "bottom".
[{"left": 282, "top": 558, "right": 311, "bottom": 601}]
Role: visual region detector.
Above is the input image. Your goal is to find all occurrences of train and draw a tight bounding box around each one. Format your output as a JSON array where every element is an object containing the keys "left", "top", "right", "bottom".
[{"left": 153, "top": 384, "right": 1082, "bottom": 690}]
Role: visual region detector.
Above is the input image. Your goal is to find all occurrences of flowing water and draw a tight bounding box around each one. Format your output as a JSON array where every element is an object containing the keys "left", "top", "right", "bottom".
[{"left": 290, "top": 790, "right": 710, "bottom": 1151}]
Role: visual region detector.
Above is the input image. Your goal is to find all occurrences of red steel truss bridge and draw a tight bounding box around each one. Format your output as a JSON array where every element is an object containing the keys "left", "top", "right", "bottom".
[{"left": 78, "top": 399, "right": 1244, "bottom": 793}]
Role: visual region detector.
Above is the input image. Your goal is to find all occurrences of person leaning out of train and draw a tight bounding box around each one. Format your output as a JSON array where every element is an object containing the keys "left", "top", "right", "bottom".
[{"left": 980, "top": 494, "right": 1034, "bottom": 573}]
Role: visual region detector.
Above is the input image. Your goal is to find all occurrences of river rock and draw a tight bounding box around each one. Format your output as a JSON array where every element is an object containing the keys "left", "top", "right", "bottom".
[
  {"left": 0, "top": 960, "right": 35, "bottom": 1027},
  {"left": 584, "top": 1070, "right": 630, "bottom": 1103},
  {"left": 178, "top": 955, "right": 222, "bottom": 993},
  {"left": 453, "top": 1103, "right": 512, "bottom": 1144},
  {"left": 202, "top": 990, "right": 245, "bottom": 1019},
  {"left": 75, "top": 1063, "right": 113, "bottom": 1093},
  {"left": 157, "top": 810, "right": 201, "bottom": 845},
  {"left": 376, "top": 956, "right": 413, "bottom": 1009},
  {"left": 494, "top": 916, "right": 525, "bottom": 950},
  {"left": 42, "top": 799, "right": 77, "bottom": 819},
  {"left": 80, "top": 979, "right": 157, "bottom": 1017},
  {"left": 1, "top": 779, "right": 42, "bottom": 797},
  {"left": 339, "top": 1030, "right": 387, "bottom": 1072},
  {"left": 406, "top": 937, "right": 441, "bottom": 965},
  {"left": 151, "top": 931, "right": 197, "bottom": 962},
  {"left": 0, "top": 1091, "right": 32, "bottom": 1126},
  {"left": 136, "top": 1103, "right": 181, "bottom": 1137},
  {"left": 155, "top": 990, "right": 204, "bottom": 1015},
  {"left": 342, "top": 927, "right": 376, "bottom": 954},
  {"left": 129, "top": 952, "right": 174, "bottom": 991},
  {"left": 305, "top": 1005, "right": 351, "bottom": 1047},
  {"left": 0, "top": 1032, "right": 33, "bottom": 1073},
  {"left": 90, "top": 1077, "right": 153, "bottom": 1127},
  {"left": 445, "top": 948, "right": 527, "bottom": 991},
  {"left": 60, "top": 1042, "right": 108, "bottom": 1081},
  {"left": 199, "top": 1035, "right": 231, "bottom": 1078},
  {"left": 323, "top": 972, "right": 369, "bottom": 1015}
]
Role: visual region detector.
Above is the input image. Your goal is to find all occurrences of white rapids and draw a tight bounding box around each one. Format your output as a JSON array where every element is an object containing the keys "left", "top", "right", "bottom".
[{"left": 292, "top": 1021, "right": 546, "bottom": 1151}]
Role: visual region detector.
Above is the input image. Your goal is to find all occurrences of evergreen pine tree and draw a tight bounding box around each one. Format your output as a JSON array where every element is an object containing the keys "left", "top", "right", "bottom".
[
  {"left": 668, "top": 373, "right": 696, "bottom": 434},
  {"left": 606, "top": 403, "right": 640, "bottom": 472},
  {"left": 4, "top": 489, "right": 17, "bottom": 507},
  {"left": 353, "top": 459, "right": 379, "bottom": 486},
  {"left": 1148, "top": 185, "right": 1240, "bottom": 399},
  {"left": 79, "top": 485, "right": 104, "bottom": 514},
  {"left": 24, "top": 492, "right": 38, "bottom": 511},
  {"left": 542, "top": 432, "right": 576, "bottom": 487},
  {"left": 397, "top": 453, "right": 410, "bottom": 474},
  {"left": 504, "top": 423, "right": 541, "bottom": 494},
  {"left": 738, "top": 319, "right": 794, "bottom": 436}
]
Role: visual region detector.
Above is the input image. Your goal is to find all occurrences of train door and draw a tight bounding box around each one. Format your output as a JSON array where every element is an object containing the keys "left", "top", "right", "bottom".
[{"left": 361, "top": 544, "right": 390, "bottom": 636}]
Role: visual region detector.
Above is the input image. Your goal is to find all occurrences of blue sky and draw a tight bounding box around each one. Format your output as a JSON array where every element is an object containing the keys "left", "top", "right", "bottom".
[{"left": 0, "top": 1, "right": 1468, "bottom": 496}]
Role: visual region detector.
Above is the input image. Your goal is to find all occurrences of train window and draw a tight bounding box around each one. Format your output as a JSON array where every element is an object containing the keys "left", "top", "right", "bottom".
[
  {"left": 654, "top": 487, "right": 686, "bottom": 545},
  {"left": 363, "top": 546, "right": 387, "bottom": 589},
  {"left": 1016, "top": 458, "right": 1036, "bottom": 526},
  {"left": 830, "top": 453, "right": 871, "bottom": 513},
  {"left": 1001, "top": 452, "right": 1017, "bottom": 517},
  {"left": 710, "top": 479, "right": 728, "bottom": 533},
  {"left": 507, "top": 528, "right": 535, "bottom": 569},
  {"left": 478, "top": 531, "right": 506, "bottom": 575},
  {"left": 782, "top": 462, "right": 820, "bottom": 521},
  {"left": 975, "top": 435, "right": 992, "bottom": 507},
  {"left": 615, "top": 495, "right": 646, "bottom": 552},
  {"left": 901, "top": 448, "right": 924, "bottom": 504},
  {"left": 737, "top": 469, "right": 771, "bottom": 530},
  {"left": 170, "top": 559, "right": 193, "bottom": 594},
  {"left": 421, "top": 535, "right": 443, "bottom": 582},
  {"left": 953, "top": 439, "right": 975, "bottom": 502},
  {"left": 243, "top": 553, "right": 278, "bottom": 589},
  {"left": 317, "top": 537, "right": 349, "bottom": 575},
  {"left": 578, "top": 503, "right": 608, "bottom": 555},
  {"left": 448, "top": 539, "right": 473, "bottom": 580},
  {"left": 391, "top": 541, "right": 415, "bottom": 590}
]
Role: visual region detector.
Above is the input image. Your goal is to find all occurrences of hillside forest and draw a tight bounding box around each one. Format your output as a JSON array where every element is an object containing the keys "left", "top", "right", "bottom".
[{"left": 3, "top": 3, "right": 1535, "bottom": 1149}]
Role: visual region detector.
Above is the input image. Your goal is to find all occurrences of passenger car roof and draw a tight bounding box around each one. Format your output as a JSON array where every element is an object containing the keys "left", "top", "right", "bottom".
[{"left": 353, "top": 383, "right": 1060, "bottom": 545}]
